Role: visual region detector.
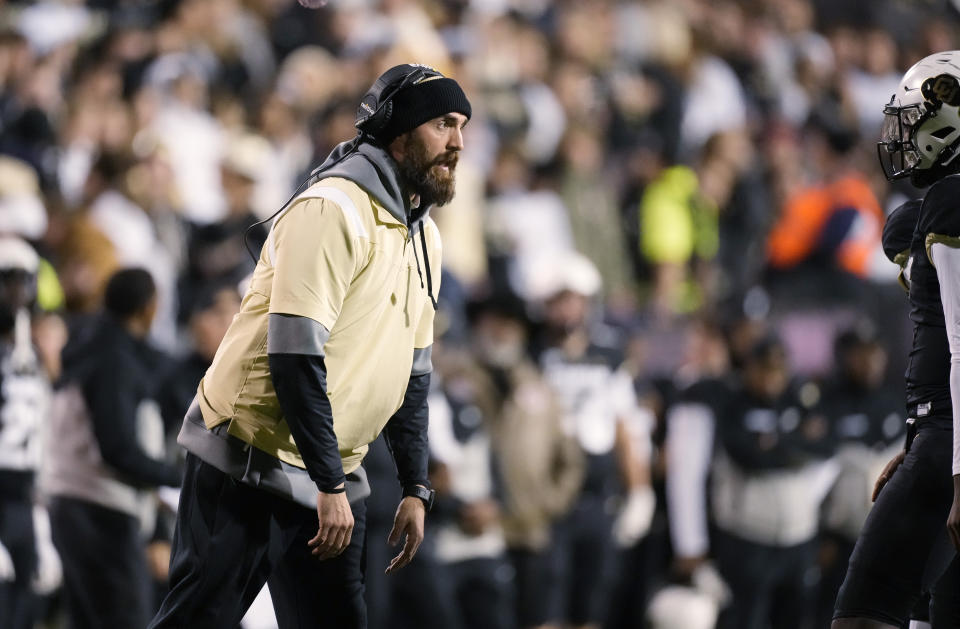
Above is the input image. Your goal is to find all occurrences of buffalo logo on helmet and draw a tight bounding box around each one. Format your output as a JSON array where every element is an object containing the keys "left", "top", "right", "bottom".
[{"left": 921, "top": 73, "right": 960, "bottom": 108}]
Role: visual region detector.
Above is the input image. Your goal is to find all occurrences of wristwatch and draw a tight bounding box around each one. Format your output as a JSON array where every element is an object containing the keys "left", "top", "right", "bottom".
[{"left": 402, "top": 484, "right": 435, "bottom": 511}]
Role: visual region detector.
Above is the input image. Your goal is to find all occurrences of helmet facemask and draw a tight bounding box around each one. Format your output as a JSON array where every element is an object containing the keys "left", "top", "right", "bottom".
[
  {"left": 877, "top": 99, "right": 925, "bottom": 180},
  {"left": 878, "top": 71, "right": 960, "bottom": 182}
]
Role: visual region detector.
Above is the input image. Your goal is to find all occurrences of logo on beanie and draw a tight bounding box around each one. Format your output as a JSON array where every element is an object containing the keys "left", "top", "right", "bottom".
[
  {"left": 409, "top": 64, "right": 443, "bottom": 85},
  {"left": 413, "top": 75, "right": 444, "bottom": 87}
]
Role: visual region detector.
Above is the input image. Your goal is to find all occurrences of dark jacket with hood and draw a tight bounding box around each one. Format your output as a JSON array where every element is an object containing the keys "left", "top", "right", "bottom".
[{"left": 44, "top": 315, "right": 180, "bottom": 518}]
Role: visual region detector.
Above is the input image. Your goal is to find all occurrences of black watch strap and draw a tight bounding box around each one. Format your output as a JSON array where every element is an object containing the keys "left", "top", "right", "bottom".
[{"left": 402, "top": 484, "right": 435, "bottom": 511}]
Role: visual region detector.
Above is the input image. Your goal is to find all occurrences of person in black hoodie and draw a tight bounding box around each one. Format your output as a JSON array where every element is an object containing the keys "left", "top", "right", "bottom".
[
  {"left": 816, "top": 324, "right": 905, "bottom": 628},
  {"left": 711, "top": 337, "right": 838, "bottom": 629},
  {"left": 44, "top": 267, "right": 181, "bottom": 629}
]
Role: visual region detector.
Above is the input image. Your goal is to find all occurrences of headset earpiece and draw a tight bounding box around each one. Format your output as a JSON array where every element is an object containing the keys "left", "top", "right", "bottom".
[{"left": 355, "top": 64, "right": 442, "bottom": 140}]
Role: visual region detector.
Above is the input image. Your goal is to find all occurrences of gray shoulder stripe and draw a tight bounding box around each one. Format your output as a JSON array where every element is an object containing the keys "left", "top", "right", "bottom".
[
  {"left": 411, "top": 345, "right": 433, "bottom": 375},
  {"left": 268, "top": 313, "right": 330, "bottom": 356}
]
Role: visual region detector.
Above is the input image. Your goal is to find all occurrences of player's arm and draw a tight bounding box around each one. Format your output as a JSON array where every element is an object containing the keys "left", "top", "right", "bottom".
[
  {"left": 267, "top": 197, "right": 365, "bottom": 559},
  {"left": 927, "top": 238, "right": 960, "bottom": 549},
  {"left": 666, "top": 401, "right": 715, "bottom": 574},
  {"left": 611, "top": 369, "right": 655, "bottom": 548},
  {"left": 920, "top": 179, "right": 960, "bottom": 548}
]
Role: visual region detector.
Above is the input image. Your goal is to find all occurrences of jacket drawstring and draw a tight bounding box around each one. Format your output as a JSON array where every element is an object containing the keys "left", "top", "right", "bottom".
[{"left": 412, "top": 222, "right": 439, "bottom": 311}]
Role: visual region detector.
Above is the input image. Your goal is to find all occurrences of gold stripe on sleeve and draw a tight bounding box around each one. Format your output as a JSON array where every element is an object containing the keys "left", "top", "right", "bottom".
[{"left": 925, "top": 233, "right": 960, "bottom": 267}]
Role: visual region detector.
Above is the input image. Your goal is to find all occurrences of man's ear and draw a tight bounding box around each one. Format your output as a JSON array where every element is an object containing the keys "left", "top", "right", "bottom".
[{"left": 387, "top": 133, "right": 406, "bottom": 163}]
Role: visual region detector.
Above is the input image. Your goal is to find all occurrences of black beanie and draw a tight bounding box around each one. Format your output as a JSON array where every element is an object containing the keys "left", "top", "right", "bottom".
[{"left": 377, "top": 76, "right": 472, "bottom": 144}]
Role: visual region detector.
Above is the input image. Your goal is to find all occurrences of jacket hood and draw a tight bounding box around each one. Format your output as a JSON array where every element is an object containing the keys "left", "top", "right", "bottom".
[
  {"left": 309, "top": 136, "right": 430, "bottom": 226},
  {"left": 60, "top": 314, "right": 162, "bottom": 386},
  {"left": 306, "top": 135, "right": 439, "bottom": 311}
]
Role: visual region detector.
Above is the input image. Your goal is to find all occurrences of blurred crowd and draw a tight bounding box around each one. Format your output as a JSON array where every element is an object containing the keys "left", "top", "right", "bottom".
[{"left": 0, "top": 0, "right": 956, "bottom": 627}]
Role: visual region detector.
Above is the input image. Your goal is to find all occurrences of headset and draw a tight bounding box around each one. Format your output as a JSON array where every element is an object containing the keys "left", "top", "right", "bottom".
[
  {"left": 355, "top": 64, "right": 444, "bottom": 141},
  {"left": 243, "top": 64, "right": 443, "bottom": 263}
]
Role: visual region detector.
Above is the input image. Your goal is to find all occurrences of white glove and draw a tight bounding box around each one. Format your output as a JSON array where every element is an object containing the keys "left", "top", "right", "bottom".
[
  {"left": 0, "top": 539, "right": 15, "bottom": 583},
  {"left": 691, "top": 561, "right": 732, "bottom": 607},
  {"left": 613, "top": 486, "right": 656, "bottom": 548},
  {"left": 32, "top": 505, "right": 62, "bottom": 595}
]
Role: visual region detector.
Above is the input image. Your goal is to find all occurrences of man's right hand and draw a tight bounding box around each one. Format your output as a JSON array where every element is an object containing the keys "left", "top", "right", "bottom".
[
  {"left": 872, "top": 449, "right": 906, "bottom": 502},
  {"left": 309, "top": 487, "right": 354, "bottom": 560},
  {"left": 948, "top": 475, "right": 960, "bottom": 551}
]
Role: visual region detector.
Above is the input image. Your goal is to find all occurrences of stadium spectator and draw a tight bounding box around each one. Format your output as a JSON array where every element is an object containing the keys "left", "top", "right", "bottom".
[
  {"left": 467, "top": 292, "right": 584, "bottom": 629},
  {"left": 711, "top": 337, "right": 838, "bottom": 629},
  {"left": 815, "top": 323, "right": 905, "bottom": 628},
  {"left": 427, "top": 345, "right": 512, "bottom": 629},
  {"left": 533, "top": 254, "right": 654, "bottom": 629}
]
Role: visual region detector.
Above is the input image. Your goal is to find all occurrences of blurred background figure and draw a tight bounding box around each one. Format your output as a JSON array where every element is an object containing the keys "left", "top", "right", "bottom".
[
  {"left": 43, "top": 268, "right": 181, "bottom": 629},
  {"left": 467, "top": 292, "right": 584, "bottom": 629},
  {"left": 0, "top": 236, "right": 52, "bottom": 629},
  {"left": 663, "top": 318, "right": 736, "bottom": 627},
  {"left": 711, "top": 337, "right": 838, "bottom": 629},
  {"left": 427, "top": 344, "right": 512, "bottom": 629},
  {"left": 532, "top": 254, "right": 654, "bottom": 629},
  {"left": 815, "top": 323, "right": 904, "bottom": 628}
]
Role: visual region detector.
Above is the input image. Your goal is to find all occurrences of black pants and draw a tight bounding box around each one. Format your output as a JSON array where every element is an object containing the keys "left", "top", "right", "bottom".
[
  {"left": 928, "top": 554, "right": 960, "bottom": 627},
  {"left": 439, "top": 557, "right": 512, "bottom": 629},
  {"left": 552, "top": 494, "right": 616, "bottom": 626},
  {"left": 509, "top": 547, "right": 555, "bottom": 628},
  {"left": 834, "top": 423, "right": 957, "bottom": 626},
  {"left": 816, "top": 533, "right": 856, "bottom": 629},
  {"left": 714, "top": 530, "right": 817, "bottom": 629},
  {"left": 49, "top": 496, "right": 152, "bottom": 629},
  {"left": 0, "top": 497, "right": 35, "bottom": 629},
  {"left": 149, "top": 453, "right": 367, "bottom": 629}
]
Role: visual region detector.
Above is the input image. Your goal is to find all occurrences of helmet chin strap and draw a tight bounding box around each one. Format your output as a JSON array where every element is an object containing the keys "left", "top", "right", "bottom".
[
  {"left": 910, "top": 150, "right": 960, "bottom": 187},
  {"left": 938, "top": 136, "right": 960, "bottom": 168}
]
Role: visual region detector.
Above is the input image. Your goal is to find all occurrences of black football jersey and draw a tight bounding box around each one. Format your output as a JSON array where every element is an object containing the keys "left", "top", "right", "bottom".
[
  {"left": 882, "top": 199, "right": 921, "bottom": 267},
  {"left": 894, "top": 174, "right": 960, "bottom": 422}
]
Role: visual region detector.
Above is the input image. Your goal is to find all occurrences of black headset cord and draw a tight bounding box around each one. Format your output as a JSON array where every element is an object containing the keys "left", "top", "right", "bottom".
[
  {"left": 242, "top": 135, "right": 366, "bottom": 263},
  {"left": 242, "top": 179, "right": 310, "bottom": 263},
  {"left": 415, "top": 222, "right": 438, "bottom": 311}
]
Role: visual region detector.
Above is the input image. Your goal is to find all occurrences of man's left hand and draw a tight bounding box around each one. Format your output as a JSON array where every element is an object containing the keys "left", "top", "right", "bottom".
[
  {"left": 949, "top": 474, "right": 960, "bottom": 551},
  {"left": 385, "top": 496, "right": 425, "bottom": 574}
]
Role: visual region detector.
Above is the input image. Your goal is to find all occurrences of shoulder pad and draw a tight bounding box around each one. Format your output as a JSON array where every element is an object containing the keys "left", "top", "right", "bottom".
[
  {"left": 919, "top": 174, "right": 960, "bottom": 238},
  {"left": 882, "top": 199, "right": 921, "bottom": 264}
]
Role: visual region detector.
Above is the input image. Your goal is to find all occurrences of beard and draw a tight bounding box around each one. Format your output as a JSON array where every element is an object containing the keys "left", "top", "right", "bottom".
[{"left": 396, "top": 133, "right": 458, "bottom": 207}]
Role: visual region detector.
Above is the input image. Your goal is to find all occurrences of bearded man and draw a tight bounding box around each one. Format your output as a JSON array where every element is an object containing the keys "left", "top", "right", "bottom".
[{"left": 149, "top": 64, "right": 471, "bottom": 629}]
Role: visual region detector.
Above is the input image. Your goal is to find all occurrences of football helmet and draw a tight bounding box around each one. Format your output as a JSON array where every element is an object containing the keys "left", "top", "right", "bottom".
[{"left": 878, "top": 50, "right": 960, "bottom": 181}]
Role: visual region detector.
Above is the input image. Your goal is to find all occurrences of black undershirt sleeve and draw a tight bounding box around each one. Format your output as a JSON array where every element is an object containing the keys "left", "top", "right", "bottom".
[
  {"left": 383, "top": 372, "right": 431, "bottom": 489},
  {"left": 268, "top": 353, "right": 345, "bottom": 492}
]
